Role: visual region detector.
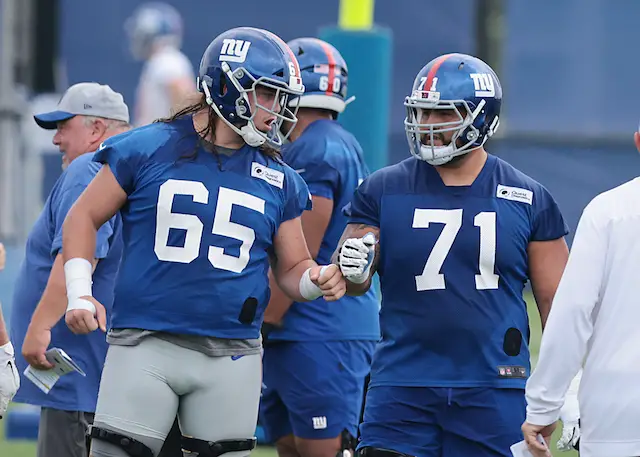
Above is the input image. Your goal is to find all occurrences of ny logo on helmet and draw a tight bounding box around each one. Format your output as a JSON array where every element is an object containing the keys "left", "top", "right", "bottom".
[
  {"left": 219, "top": 39, "right": 252, "bottom": 63},
  {"left": 470, "top": 73, "right": 495, "bottom": 97}
]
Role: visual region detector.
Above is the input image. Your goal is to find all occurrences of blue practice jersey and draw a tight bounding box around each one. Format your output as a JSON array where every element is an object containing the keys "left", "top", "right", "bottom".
[
  {"left": 271, "top": 120, "right": 380, "bottom": 341},
  {"left": 93, "top": 116, "right": 311, "bottom": 340},
  {"left": 345, "top": 155, "right": 568, "bottom": 389},
  {"left": 11, "top": 153, "right": 122, "bottom": 412}
]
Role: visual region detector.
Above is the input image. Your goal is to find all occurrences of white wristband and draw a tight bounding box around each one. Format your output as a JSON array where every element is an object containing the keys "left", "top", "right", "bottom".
[
  {"left": 299, "top": 266, "right": 330, "bottom": 301},
  {"left": 64, "top": 258, "right": 95, "bottom": 313}
]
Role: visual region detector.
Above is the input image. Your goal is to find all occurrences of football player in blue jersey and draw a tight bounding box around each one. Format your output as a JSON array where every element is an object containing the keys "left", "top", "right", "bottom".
[
  {"left": 335, "top": 53, "right": 571, "bottom": 457},
  {"left": 59, "top": 27, "right": 346, "bottom": 457},
  {"left": 259, "top": 38, "right": 380, "bottom": 457}
]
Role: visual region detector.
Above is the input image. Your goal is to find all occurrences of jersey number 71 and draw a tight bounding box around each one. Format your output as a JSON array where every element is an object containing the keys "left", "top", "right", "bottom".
[{"left": 413, "top": 208, "right": 499, "bottom": 291}]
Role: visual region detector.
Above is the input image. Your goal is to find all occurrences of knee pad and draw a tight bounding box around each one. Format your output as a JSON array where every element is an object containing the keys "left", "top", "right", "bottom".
[
  {"left": 89, "top": 426, "right": 154, "bottom": 457},
  {"left": 355, "top": 447, "right": 415, "bottom": 457},
  {"left": 181, "top": 436, "right": 256, "bottom": 457}
]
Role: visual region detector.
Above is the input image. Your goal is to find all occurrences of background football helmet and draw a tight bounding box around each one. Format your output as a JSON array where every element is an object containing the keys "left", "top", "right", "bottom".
[
  {"left": 125, "top": 2, "right": 183, "bottom": 60},
  {"left": 286, "top": 37, "right": 352, "bottom": 118}
]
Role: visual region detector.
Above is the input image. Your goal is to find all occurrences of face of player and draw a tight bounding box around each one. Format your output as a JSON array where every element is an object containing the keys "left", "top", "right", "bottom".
[
  {"left": 249, "top": 86, "right": 283, "bottom": 133},
  {"left": 418, "top": 107, "right": 463, "bottom": 147},
  {"left": 52, "top": 116, "right": 101, "bottom": 170}
]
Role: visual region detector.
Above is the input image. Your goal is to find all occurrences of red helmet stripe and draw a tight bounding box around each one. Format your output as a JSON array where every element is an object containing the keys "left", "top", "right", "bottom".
[
  {"left": 317, "top": 41, "right": 337, "bottom": 95},
  {"left": 423, "top": 53, "right": 453, "bottom": 92}
]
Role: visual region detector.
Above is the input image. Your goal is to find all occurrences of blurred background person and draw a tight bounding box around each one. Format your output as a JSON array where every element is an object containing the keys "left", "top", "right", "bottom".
[{"left": 125, "top": 2, "right": 195, "bottom": 127}]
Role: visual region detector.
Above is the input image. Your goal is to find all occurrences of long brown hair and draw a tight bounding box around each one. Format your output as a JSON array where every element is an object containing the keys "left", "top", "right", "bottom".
[{"left": 158, "top": 92, "right": 282, "bottom": 161}]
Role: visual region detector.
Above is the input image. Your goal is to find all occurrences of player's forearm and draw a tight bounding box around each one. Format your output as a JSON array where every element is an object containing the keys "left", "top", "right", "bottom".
[
  {"left": 62, "top": 208, "right": 99, "bottom": 263},
  {"left": 528, "top": 238, "right": 569, "bottom": 331},
  {"left": 535, "top": 298, "right": 552, "bottom": 330},
  {"left": 264, "top": 269, "right": 295, "bottom": 324},
  {"left": 0, "top": 307, "right": 9, "bottom": 345},
  {"left": 274, "top": 258, "right": 317, "bottom": 302}
]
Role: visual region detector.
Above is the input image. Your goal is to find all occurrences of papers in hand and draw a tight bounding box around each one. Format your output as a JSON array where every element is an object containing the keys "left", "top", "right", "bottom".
[
  {"left": 511, "top": 434, "right": 548, "bottom": 457},
  {"left": 24, "top": 348, "right": 86, "bottom": 394}
]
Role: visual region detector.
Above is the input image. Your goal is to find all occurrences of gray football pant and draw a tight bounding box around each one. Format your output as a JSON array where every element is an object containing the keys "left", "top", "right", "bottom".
[{"left": 90, "top": 337, "right": 261, "bottom": 457}]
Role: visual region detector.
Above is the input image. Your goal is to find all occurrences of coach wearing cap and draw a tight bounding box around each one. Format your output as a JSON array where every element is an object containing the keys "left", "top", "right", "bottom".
[{"left": 10, "top": 82, "right": 129, "bottom": 457}]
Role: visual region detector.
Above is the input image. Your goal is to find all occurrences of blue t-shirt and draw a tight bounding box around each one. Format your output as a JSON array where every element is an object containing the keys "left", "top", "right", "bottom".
[
  {"left": 93, "top": 116, "right": 311, "bottom": 339},
  {"left": 271, "top": 120, "right": 380, "bottom": 341},
  {"left": 11, "top": 153, "right": 122, "bottom": 412},
  {"left": 345, "top": 154, "right": 568, "bottom": 389}
]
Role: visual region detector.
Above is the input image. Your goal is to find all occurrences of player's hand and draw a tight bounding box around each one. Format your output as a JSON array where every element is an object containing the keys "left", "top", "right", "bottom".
[
  {"left": 0, "top": 242, "right": 6, "bottom": 271},
  {"left": 309, "top": 264, "right": 346, "bottom": 301},
  {"left": 0, "top": 342, "right": 20, "bottom": 420},
  {"left": 522, "top": 421, "right": 555, "bottom": 457},
  {"left": 338, "top": 233, "right": 376, "bottom": 284},
  {"left": 65, "top": 296, "right": 106, "bottom": 334},
  {"left": 22, "top": 325, "right": 54, "bottom": 370}
]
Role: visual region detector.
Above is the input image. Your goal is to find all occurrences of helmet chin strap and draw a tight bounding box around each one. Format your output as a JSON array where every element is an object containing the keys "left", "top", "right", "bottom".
[
  {"left": 422, "top": 145, "right": 457, "bottom": 166},
  {"left": 239, "top": 124, "right": 266, "bottom": 147}
]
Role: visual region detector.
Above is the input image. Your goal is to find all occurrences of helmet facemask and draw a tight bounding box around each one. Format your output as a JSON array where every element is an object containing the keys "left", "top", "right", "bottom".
[
  {"left": 200, "top": 62, "right": 303, "bottom": 150},
  {"left": 404, "top": 93, "right": 490, "bottom": 166}
]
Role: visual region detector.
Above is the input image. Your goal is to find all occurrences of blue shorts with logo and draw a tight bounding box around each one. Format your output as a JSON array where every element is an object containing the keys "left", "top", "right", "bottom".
[{"left": 260, "top": 340, "right": 374, "bottom": 441}]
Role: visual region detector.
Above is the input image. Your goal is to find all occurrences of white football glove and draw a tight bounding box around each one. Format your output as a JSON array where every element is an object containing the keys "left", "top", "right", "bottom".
[
  {"left": 338, "top": 232, "right": 376, "bottom": 284},
  {"left": 0, "top": 342, "right": 20, "bottom": 419},
  {"left": 557, "top": 370, "right": 582, "bottom": 452}
]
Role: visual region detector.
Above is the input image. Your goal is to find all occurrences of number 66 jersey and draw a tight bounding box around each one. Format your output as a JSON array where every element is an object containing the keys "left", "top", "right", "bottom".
[
  {"left": 344, "top": 154, "right": 568, "bottom": 389},
  {"left": 93, "top": 116, "right": 311, "bottom": 340}
]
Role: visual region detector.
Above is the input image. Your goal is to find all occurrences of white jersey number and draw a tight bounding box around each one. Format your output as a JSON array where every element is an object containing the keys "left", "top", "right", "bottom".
[
  {"left": 412, "top": 209, "right": 499, "bottom": 291},
  {"left": 154, "top": 180, "right": 265, "bottom": 273}
]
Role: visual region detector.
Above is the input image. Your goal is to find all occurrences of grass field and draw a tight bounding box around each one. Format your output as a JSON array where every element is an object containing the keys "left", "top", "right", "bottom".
[{"left": 0, "top": 293, "right": 577, "bottom": 457}]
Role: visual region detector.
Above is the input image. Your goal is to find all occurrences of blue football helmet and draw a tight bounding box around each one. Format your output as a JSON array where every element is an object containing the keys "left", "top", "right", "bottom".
[
  {"left": 286, "top": 38, "right": 352, "bottom": 116},
  {"left": 125, "top": 2, "right": 183, "bottom": 60},
  {"left": 404, "top": 53, "right": 502, "bottom": 165},
  {"left": 197, "top": 27, "right": 305, "bottom": 149}
]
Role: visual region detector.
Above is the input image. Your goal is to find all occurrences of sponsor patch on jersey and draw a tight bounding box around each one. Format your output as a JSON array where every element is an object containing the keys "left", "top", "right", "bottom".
[
  {"left": 497, "top": 365, "right": 527, "bottom": 378},
  {"left": 496, "top": 184, "right": 533, "bottom": 205},
  {"left": 251, "top": 162, "right": 284, "bottom": 189}
]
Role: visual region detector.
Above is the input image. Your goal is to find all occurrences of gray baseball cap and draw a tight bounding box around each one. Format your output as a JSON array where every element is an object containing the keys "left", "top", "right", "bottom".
[{"left": 34, "top": 82, "right": 130, "bottom": 130}]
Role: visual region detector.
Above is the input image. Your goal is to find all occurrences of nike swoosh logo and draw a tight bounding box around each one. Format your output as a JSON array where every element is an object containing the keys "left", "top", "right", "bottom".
[{"left": 231, "top": 355, "right": 245, "bottom": 361}]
